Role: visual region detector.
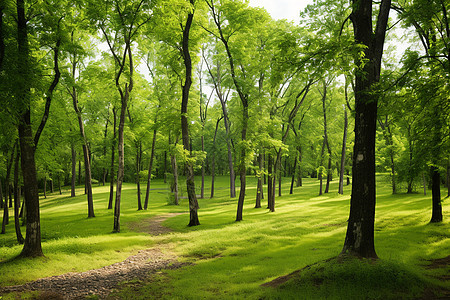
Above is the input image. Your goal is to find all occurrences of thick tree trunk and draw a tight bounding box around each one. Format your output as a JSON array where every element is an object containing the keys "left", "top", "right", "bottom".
[
  {"left": 14, "top": 149, "right": 24, "bottom": 244},
  {"left": 108, "top": 108, "right": 117, "bottom": 210},
  {"left": 15, "top": 0, "right": 43, "bottom": 256},
  {"left": 341, "top": 0, "right": 390, "bottom": 258},
  {"left": 338, "top": 107, "right": 348, "bottom": 195},
  {"left": 18, "top": 112, "right": 43, "bottom": 257},
  {"left": 71, "top": 145, "right": 76, "bottom": 197},
  {"left": 181, "top": 5, "right": 200, "bottom": 226},
  {"left": 144, "top": 128, "right": 157, "bottom": 210},
  {"left": 430, "top": 166, "right": 443, "bottom": 223}
]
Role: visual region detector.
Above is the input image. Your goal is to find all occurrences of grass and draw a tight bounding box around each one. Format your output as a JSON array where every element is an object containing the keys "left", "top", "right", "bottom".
[{"left": 0, "top": 175, "right": 449, "bottom": 299}]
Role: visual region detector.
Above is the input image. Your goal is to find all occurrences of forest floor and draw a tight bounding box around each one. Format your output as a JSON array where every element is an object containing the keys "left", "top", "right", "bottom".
[
  {"left": 0, "top": 177, "right": 449, "bottom": 299},
  {"left": 0, "top": 213, "right": 187, "bottom": 299}
]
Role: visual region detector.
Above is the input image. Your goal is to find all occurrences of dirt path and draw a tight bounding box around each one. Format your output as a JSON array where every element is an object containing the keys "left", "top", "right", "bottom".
[{"left": 0, "top": 213, "right": 187, "bottom": 299}]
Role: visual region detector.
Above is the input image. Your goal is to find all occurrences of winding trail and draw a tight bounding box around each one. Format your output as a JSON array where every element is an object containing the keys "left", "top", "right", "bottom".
[{"left": 0, "top": 213, "right": 187, "bottom": 299}]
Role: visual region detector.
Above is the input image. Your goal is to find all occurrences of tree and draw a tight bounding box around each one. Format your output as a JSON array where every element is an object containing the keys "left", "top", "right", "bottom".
[
  {"left": 181, "top": 0, "right": 200, "bottom": 226},
  {"left": 341, "top": 0, "right": 391, "bottom": 258}
]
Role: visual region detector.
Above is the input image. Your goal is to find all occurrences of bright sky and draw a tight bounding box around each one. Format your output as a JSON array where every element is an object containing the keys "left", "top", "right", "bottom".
[{"left": 248, "top": 0, "right": 311, "bottom": 23}]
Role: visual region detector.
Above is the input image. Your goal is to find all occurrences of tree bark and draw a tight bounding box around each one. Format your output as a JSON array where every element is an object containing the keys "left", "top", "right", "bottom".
[
  {"left": 210, "top": 117, "right": 222, "bottom": 199},
  {"left": 181, "top": 3, "right": 200, "bottom": 226},
  {"left": 136, "top": 141, "right": 143, "bottom": 211},
  {"left": 338, "top": 106, "right": 348, "bottom": 195},
  {"left": 71, "top": 145, "right": 76, "bottom": 197},
  {"left": 170, "top": 153, "right": 179, "bottom": 206},
  {"left": 290, "top": 158, "right": 297, "bottom": 195},
  {"left": 341, "top": 0, "right": 391, "bottom": 258},
  {"left": 71, "top": 46, "right": 94, "bottom": 218},
  {"left": 14, "top": 148, "right": 24, "bottom": 244},
  {"left": 144, "top": 128, "right": 157, "bottom": 210},
  {"left": 430, "top": 166, "right": 443, "bottom": 222},
  {"left": 267, "top": 154, "right": 274, "bottom": 212},
  {"left": 255, "top": 152, "right": 263, "bottom": 207},
  {"left": 108, "top": 108, "right": 117, "bottom": 210},
  {"left": 113, "top": 84, "right": 129, "bottom": 232}
]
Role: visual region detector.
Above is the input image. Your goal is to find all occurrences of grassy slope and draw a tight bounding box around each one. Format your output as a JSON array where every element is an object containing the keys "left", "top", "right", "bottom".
[{"left": 0, "top": 175, "right": 449, "bottom": 299}]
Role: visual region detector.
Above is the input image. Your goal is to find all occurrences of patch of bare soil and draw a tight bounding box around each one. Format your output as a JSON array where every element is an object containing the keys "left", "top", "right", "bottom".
[
  {"left": 128, "top": 212, "right": 187, "bottom": 235},
  {"left": 0, "top": 248, "right": 183, "bottom": 299},
  {"left": 0, "top": 213, "right": 188, "bottom": 299}
]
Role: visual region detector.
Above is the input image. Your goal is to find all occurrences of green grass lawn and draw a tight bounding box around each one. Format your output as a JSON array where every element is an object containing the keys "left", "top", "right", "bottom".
[{"left": 0, "top": 175, "right": 449, "bottom": 299}]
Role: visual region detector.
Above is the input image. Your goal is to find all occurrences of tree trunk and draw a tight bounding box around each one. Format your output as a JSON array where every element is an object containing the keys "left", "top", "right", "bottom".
[
  {"left": 341, "top": 0, "right": 390, "bottom": 259},
  {"left": 71, "top": 145, "right": 76, "bottom": 197},
  {"left": 255, "top": 152, "right": 263, "bottom": 207},
  {"left": 447, "top": 161, "right": 450, "bottom": 198},
  {"left": 181, "top": 4, "right": 200, "bottom": 226},
  {"left": 430, "top": 166, "right": 443, "bottom": 223},
  {"left": 267, "top": 154, "right": 274, "bottom": 212},
  {"left": 108, "top": 108, "right": 117, "bottom": 210},
  {"left": 338, "top": 107, "right": 348, "bottom": 195},
  {"left": 170, "top": 153, "right": 179, "bottom": 206},
  {"left": 296, "top": 146, "right": 302, "bottom": 187},
  {"left": 14, "top": 149, "right": 24, "bottom": 244},
  {"left": 200, "top": 135, "right": 205, "bottom": 199},
  {"left": 290, "top": 158, "right": 297, "bottom": 195},
  {"left": 18, "top": 112, "right": 43, "bottom": 256},
  {"left": 71, "top": 52, "right": 94, "bottom": 218},
  {"left": 144, "top": 128, "right": 157, "bottom": 210},
  {"left": 113, "top": 84, "right": 129, "bottom": 232},
  {"left": 236, "top": 106, "right": 248, "bottom": 221},
  {"left": 136, "top": 141, "right": 143, "bottom": 211},
  {"left": 210, "top": 117, "right": 221, "bottom": 199},
  {"left": 164, "top": 151, "right": 167, "bottom": 183}
]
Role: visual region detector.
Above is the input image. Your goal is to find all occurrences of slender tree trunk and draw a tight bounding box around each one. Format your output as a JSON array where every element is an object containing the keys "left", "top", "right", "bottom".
[
  {"left": 267, "top": 154, "right": 274, "bottom": 212},
  {"left": 113, "top": 85, "right": 129, "bottom": 232},
  {"left": 71, "top": 50, "right": 94, "bottom": 218},
  {"left": 71, "top": 145, "right": 76, "bottom": 197},
  {"left": 164, "top": 151, "right": 167, "bottom": 184},
  {"left": 255, "top": 152, "right": 263, "bottom": 207},
  {"left": 108, "top": 108, "right": 117, "bottom": 210},
  {"left": 14, "top": 149, "right": 24, "bottom": 244},
  {"left": 78, "top": 159, "right": 81, "bottom": 185},
  {"left": 430, "top": 166, "right": 443, "bottom": 222},
  {"left": 102, "top": 111, "right": 109, "bottom": 186},
  {"left": 236, "top": 105, "right": 248, "bottom": 221},
  {"left": 447, "top": 161, "right": 450, "bottom": 198},
  {"left": 144, "top": 128, "right": 157, "bottom": 210},
  {"left": 181, "top": 4, "right": 200, "bottom": 226},
  {"left": 170, "top": 153, "right": 179, "bottom": 206},
  {"left": 341, "top": 0, "right": 391, "bottom": 258},
  {"left": 200, "top": 135, "right": 205, "bottom": 199},
  {"left": 290, "top": 158, "right": 297, "bottom": 195},
  {"left": 210, "top": 117, "right": 221, "bottom": 199},
  {"left": 0, "top": 178, "right": 3, "bottom": 210},
  {"left": 297, "top": 146, "right": 302, "bottom": 187},
  {"left": 338, "top": 107, "right": 348, "bottom": 195},
  {"left": 136, "top": 141, "right": 143, "bottom": 211}
]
